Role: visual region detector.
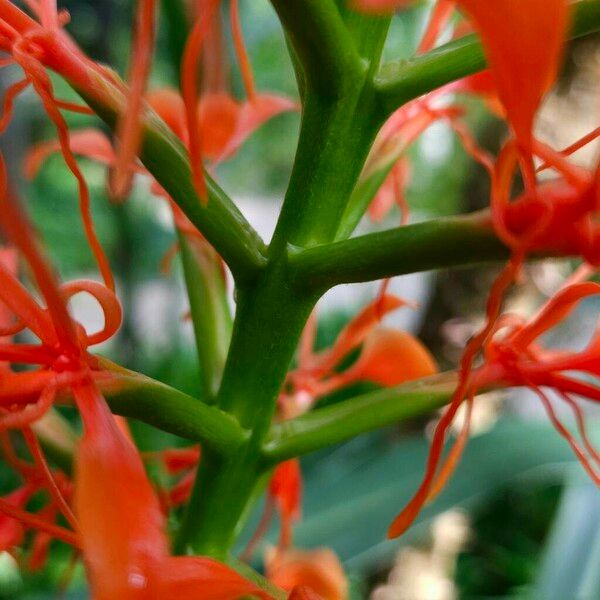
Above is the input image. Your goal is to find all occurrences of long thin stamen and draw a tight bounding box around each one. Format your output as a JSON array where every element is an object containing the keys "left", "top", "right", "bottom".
[
  {"left": 534, "top": 386, "right": 600, "bottom": 485},
  {"left": 241, "top": 498, "right": 275, "bottom": 562},
  {"left": 22, "top": 427, "right": 77, "bottom": 530},
  {"left": 0, "top": 78, "right": 29, "bottom": 134},
  {"left": 230, "top": 0, "right": 255, "bottom": 101},
  {"left": 0, "top": 496, "right": 80, "bottom": 547},
  {"left": 0, "top": 155, "right": 78, "bottom": 350},
  {"left": 181, "top": 0, "right": 220, "bottom": 203},
  {"left": 112, "top": 0, "right": 156, "bottom": 199},
  {"left": 426, "top": 393, "right": 473, "bottom": 503},
  {"left": 560, "top": 391, "right": 600, "bottom": 469},
  {"left": 538, "top": 126, "right": 600, "bottom": 172},
  {"left": 12, "top": 39, "right": 115, "bottom": 292},
  {"left": 389, "top": 259, "right": 517, "bottom": 538}
]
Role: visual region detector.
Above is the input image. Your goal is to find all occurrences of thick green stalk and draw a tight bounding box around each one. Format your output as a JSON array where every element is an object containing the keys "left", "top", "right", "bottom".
[
  {"left": 176, "top": 265, "right": 318, "bottom": 555},
  {"left": 375, "top": 0, "right": 600, "bottom": 116},
  {"left": 273, "top": 91, "right": 383, "bottom": 249},
  {"left": 290, "top": 211, "right": 511, "bottom": 292},
  {"left": 269, "top": 0, "right": 363, "bottom": 95},
  {"left": 264, "top": 373, "right": 458, "bottom": 463},
  {"left": 176, "top": 1, "right": 394, "bottom": 556},
  {"left": 269, "top": 0, "right": 386, "bottom": 249}
]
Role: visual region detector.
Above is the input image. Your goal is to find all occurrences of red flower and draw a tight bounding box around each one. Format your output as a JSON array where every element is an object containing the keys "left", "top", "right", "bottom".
[
  {"left": 389, "top": 280, "right": 600, "bottom": 538},
  {"left": 0, "top": 153, "right": 277, "bottom": 596},
  {"left": 0, "top": 0, "right": 115, "bottom": 288}
]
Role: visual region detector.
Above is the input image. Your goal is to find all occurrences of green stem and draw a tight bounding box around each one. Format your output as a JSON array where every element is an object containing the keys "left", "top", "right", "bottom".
[
  {"left": 290, "top": 211, "right": 511, "bottom": 292},
  {"left": 77, "top": 85, "right": 267, "bottom": 283},
  {"left": 271, "top": 88, "right": 383, "bottom": 249},
  {"left": 375, "top": 0, "right": 600, "bottom": 115},
  {"left": 269, "top": 0, "right": 363, "bottom": 95},
  {"left": 93, "top": 365, "right": 246, "bottom": 455},
  {"left": 176, "top": 0, "right": 393, "bottom": 555},
  {"left": 178, "top": 233, "right": 233, "bottom": 403},
  {"left": 176, "top": 267, "right": 318, "bottom": 555},
  {"left": 264, "top": 373, "right": 458, "bottom": 463}
]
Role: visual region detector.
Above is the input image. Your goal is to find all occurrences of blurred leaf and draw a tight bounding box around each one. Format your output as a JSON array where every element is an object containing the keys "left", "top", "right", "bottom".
[
  {"left": 533, "top": 472, "right": 600, "bottom": 600},
  {"left": 242, "top": 419, "right": 594, "bottom": 576}
]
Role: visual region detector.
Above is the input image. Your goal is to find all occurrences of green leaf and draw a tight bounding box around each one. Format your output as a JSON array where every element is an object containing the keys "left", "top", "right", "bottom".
[
  {"left": 244, "top": 420, "right": 593, "bottom": 574},
  {"left": 534, "top": 472, "right": 600, "bottom": 600}
]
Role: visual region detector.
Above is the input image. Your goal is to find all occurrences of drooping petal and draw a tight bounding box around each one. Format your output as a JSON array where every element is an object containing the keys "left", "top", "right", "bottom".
[
  {"left": 269, "top": 459, "right": 303, "bottom": 549},
  {"left": 24, "top": 129, "right": 118, "bottom": 179},
  {"left": 112, "top": 0, "right": 157, "bottom": 198},
  {"left": 456, "top": 0, "right": 568, "bottom": 151},
  {"left": 73, "top": 382, "right": 168, "bottom": 600},
  {"left": 351, "top": 328, "right": 438, "bottom": 387},
  {"left": 198, "top": 92, "right": 241, "bottom": 160},
  {"left": 147, "top": 88, "right": 189, "bottom": 141},
  {"left": 266, "top": 548, "right": 347, "bottom": 600},
  {"left": 157, "top": 556, "right": 274, "bottom": 599},
  {"left": 215, "top": 94, "right": 298, "bottom": 163},
  {"left": 180, "top": 0, "right": 221, "bottom": 202},
  {"left": 230, "top": 0, "right": 255, "bottom": 100}
]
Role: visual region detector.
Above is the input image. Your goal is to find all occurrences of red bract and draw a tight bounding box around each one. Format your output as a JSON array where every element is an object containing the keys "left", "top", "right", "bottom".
[{"left": 75, "top": 382, "right": 276, "bottom": 599}]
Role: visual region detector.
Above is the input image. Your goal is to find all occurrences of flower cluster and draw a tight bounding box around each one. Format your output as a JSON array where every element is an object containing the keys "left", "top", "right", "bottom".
[
  {"left": 357, "top": 0, "right": 600, "bottom": 539},
  {"left": 1, "top": 0, "right": 600, "bottom": 598}
]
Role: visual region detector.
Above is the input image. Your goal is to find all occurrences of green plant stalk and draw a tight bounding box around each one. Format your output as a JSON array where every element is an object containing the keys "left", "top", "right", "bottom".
[
  {"left": 77, "top": 85, "right": 267, "bottom": 283},
  {"left": 264, "top": 373, "right": 458, "bottom": 462},
  {"left": 269, "top": 0, "right": 389, "bottom": 249},
  {"left": 176, "top": 266, "right": 318, "bottom": 555},
  {"left": 275, "top": 93, "right": 384, "bottom": 248},
  {"left": 291, "top": 211, "right": 511, "bottom": 292},
  {"left": 175, "top": 0, "right": 393, "bottom": 555},
  {"left": 268, "top": 0, "right": 363, "bottom": 95},
  {"left": 60, "top": 0, "right": 600, "bottom": 563},
  {"left": 178, "top": 232, "right": 233, "bottom": 403},
  {"left": 175, "top": 0, "right": 396, "bottom": 554},
  {"left": 94, "top": 366, "right": 246, "bottom": 454}
]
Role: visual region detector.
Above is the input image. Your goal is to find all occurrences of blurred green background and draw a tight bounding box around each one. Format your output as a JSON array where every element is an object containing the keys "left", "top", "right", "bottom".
[{"left": 2, "top": 1, "right": 600, "bottom": 598}]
